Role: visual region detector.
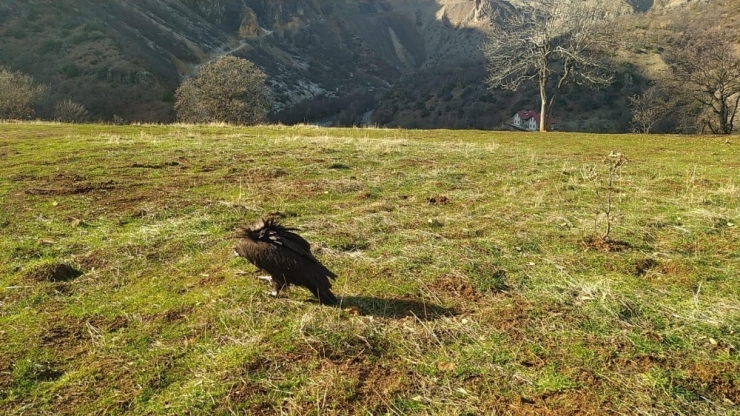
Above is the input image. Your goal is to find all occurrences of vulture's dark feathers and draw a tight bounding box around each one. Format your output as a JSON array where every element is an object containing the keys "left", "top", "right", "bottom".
[{"left": 235, "top": 218, "right": 338, "bottom": 305}]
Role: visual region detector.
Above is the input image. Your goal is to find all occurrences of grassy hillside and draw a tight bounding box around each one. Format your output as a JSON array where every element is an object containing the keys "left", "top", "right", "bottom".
[{"left": 1, "top": 123, "right": 738, "bottom": 414}]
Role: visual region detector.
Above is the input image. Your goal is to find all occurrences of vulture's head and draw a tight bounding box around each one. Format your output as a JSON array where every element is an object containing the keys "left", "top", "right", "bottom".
[
  {"left": 235, "top": 221, "right": 262, "bottom": 241},
  {"left": 234, "top": 218, "right": 294, "bottom": 254},
  {"left": 234, "top": 220, "right": 262, "bottom": 257}
]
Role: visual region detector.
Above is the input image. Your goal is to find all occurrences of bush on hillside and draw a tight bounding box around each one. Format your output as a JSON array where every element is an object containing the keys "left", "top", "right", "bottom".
[
  {"left": 54, "top": 99, "right": 89, "bottom": 123},
  {"left": 174, "top": 56, "right": 272, "bottom": 125}
]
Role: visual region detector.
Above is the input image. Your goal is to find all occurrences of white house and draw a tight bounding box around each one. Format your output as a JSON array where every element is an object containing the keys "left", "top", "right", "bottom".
[
  {"left": 512, "top": 110, "right": 540, "bottom": 131},
  {"left": 512, "top": 110, "right": 558, "bottom": 131}
]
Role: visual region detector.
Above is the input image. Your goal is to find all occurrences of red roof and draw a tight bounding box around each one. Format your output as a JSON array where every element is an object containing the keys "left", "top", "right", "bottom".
[
  {"left": 517, "top": 110, "right": 539, "bottom": 121},
  {"left": 517, "top": 110, "right": 555, "bottom": 125}
]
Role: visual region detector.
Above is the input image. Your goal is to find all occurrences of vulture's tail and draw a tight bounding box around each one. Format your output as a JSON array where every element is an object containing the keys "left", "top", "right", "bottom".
[{"left": 316, "top": 287, "right": 338, "bottom": 305}]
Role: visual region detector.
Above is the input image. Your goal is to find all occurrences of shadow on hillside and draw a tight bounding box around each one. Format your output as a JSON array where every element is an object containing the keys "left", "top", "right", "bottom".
[{"left": 336, "top": 296, "right": 456, "bottom": 320}]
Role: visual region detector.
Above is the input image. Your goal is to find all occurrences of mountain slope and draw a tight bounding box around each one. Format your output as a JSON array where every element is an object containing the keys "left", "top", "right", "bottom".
[
  {"left": 0, "top": 0, "right": 231, "bottom": 121},
  {"left": 0, "top": 1, "right": 437, "bottom": 121},
  {"left": 0, "top": 0, "right": 726, "bottom": 129}
]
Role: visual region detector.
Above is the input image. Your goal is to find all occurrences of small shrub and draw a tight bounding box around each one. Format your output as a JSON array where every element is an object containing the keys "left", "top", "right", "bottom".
[
  {"left": 601, "top": 151, "right": 628, "bottom": 241},
  {"left": 584, "top": 151, "right": 629, "bottom": 245},
  {"left": 60, "top": 63, "right": 80, "bottom": 78},
  {"left": 112, "top": 114, "right": 126, "bottom": 125},
  {"left": 39, "top": 40, "right": 62, "bottom": 54},
  {"left": 54, "top": 99, "right": 88, "bottom": 123}
]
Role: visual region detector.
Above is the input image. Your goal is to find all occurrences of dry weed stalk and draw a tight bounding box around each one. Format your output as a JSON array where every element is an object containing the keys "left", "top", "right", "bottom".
[{"left": 601, "top": 151, "right": 629, "bottom": 241}]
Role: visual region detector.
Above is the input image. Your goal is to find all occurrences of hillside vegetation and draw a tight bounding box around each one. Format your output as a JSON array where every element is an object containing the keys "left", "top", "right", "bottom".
[
  {"left": 0, "top": 0, "right": 732, "bottom": 130},
  {"left": 1, "top": 123, "right": 738, "bottom": 414}
]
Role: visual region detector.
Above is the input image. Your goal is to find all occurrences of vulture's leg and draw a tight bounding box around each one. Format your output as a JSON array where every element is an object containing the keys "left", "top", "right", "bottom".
[
  {"left": 257, "top": 275, "right": 273, "bottom": 283},
  {"left": 271, "top": 279, "right": 288, "bottom": 298}
]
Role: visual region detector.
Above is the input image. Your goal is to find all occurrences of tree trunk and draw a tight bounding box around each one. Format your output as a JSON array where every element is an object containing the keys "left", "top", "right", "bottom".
[
  {"left": 539, "top": 75, "right": 548, "bottom": 132},
  {"left": 729, "top": 94, "right": 740, "bottom": 134},
  {"left": 719, "top": 95, "right": 735, "bottom": 134}
]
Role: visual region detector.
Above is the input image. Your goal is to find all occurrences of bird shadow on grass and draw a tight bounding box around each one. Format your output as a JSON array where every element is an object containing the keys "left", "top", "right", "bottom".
[{"left": 335, "top": 296, "right": 457, "bottom": 321}]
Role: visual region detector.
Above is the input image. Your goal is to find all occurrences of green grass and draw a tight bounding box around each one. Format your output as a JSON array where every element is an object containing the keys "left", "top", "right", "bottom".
[{"left": 1, "top": 122, "right": 738, "bottom": 415}]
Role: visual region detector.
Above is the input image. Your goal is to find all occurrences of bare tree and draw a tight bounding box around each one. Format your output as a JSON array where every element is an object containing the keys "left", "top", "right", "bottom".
[
  {"left": 628, "top": 85, "right": 676, "bottom": 134},
  {"left": 483, "top": 0, "right": 622, "bottom": 131},
  {"left": 663, "top": 27, "right": 740, "bottom": 135},
  {"left": 0, "top": 66, "right": 47, "bottom": 120},
  {"left": 175, "top": 56, "right": 272, "bottom": 125}
]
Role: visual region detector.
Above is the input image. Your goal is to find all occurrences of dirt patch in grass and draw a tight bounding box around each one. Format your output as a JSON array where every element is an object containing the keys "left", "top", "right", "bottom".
[
  {"left": 85, "top": 315, "right": 130, "bottom": 333},
  {"left": 195, "top": 274, "right": 226, "bottom": 287},
  {"left": 40, "top": 324, "right": 85, "bottom": 348},
  {"left": 357, "top": 361, "right": 403, "bottom": 392},
  {"left": 144, "top": 305, "right": 195, "bottom": 324},
  {"left": 131, "top": 161, "right": 181, "bottom": 169},
  {"left": 355, "top": 190, "right": 373, "bottom": 199},
  {"left": 226, "top": 381, "right": 273, "bottom": 415},
  {"left": 223, "top": 354, "right": 406, "bottom": 414},
  {"left": 660, "top": 260, "right": 696, "bottom": 277},
  {"left": 511, "top": 389, "right": 607, "bottom": 415},
  {"left": 633, "top": 257, "right": 660, "bottom": 276},
  {"left": 432, "top": 273, "right": 481, "bottom": 301},
  {"left": 24, "top": 262, "right": 83, "bottom": 282},
  {"left": 621, "top": 355, "right": 740, "bottom": 403},
  {"left": 460, "top": 367, "right": 608, "bottom": 414},
  {"left": 338, "top": 359, "right": 406, "bottom": 413},
  {"left": 244, "top": 167, "right": 289, "bottom": 179},
  {"left": 428, "top": 194, "right": 449, "bottom": 204},
  {"left": 684, "top": 361, "right": 740, "bottom": 403},
  {"left": 476, "top": 295, "right": 545, "bottom": 354},
  {"left": 25, "top": 179, "right": 117, "bottom": 196},
  {"left": 0, "top": 353, "right": 15, "bottom": 395},
  {"left": 616, "top": 353, "right": 667, "bottom": 372},
  {"left": 486, "top": 296, "right": 533, "bottom": 331},
  {"left": 581, "top": 235, "right": 632, "bottom": 252},
  {"left": 224, "top": 353, "right": 313, "bottom": 414},
  {"left": 38, "top": 317, "right": 94, "bottom": 362}
]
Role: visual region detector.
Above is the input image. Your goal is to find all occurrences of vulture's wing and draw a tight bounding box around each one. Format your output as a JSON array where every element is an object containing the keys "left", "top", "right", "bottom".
[
  {"left": 256, "top": 220, "right": 335, "bottom": 278},
  {"left": 271, "top": 230, "right": 337, "bottom": 279}
]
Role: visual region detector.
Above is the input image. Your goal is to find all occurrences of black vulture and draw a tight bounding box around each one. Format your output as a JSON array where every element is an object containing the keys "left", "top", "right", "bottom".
[{"left": 234, "top": 218, "right": 338, "bottom": 305}]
